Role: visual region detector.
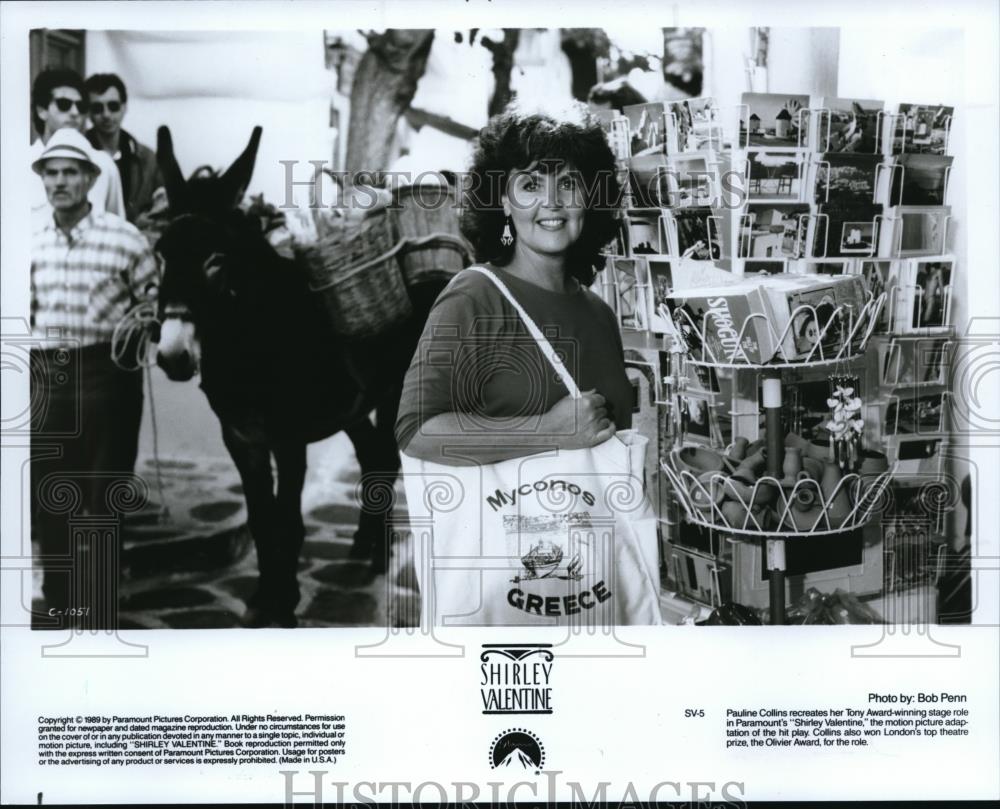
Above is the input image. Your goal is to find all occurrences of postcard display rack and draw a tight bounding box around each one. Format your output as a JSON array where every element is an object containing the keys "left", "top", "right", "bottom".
[{"left": 596, "top": 93, "right": 956, "bottom": 624}]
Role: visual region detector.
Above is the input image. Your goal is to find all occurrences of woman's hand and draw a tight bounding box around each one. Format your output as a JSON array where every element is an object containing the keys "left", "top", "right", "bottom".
[{"left": 543, "top": 390, "right": 616, "bottom": 450}]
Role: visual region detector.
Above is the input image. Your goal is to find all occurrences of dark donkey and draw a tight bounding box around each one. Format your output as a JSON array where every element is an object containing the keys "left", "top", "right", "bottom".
[{"left": 154, "top": 126, "right": 447, "bottom": 627}]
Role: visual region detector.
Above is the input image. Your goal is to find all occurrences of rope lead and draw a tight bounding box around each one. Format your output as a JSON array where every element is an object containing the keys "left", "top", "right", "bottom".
[{"left": 111, "top": 303, "right": 170, "bottom": 523}]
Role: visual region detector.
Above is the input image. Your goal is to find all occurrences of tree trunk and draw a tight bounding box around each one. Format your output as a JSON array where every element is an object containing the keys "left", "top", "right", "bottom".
[
  {"left": 345, "top": 29, "right": 435, "bottom": 177},
  {"left": 481, "top": 29, "right": 520, "bottom": 118},
  {"left": 562, "top": 38, "right": 599, "bottom": 101}
]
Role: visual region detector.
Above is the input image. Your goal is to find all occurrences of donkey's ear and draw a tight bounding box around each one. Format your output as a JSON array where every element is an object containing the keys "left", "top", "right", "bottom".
[
  {"left": 157, "top": 126, "right": 188, "bottom": 213},
  {"left": 220, "top": 126, "right": 262, "bottom": 208}
]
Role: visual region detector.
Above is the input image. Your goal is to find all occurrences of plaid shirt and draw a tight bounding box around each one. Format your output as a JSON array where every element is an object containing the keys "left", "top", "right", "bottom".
[{"left": 31, "top": 208, "right": 157, "bottom": 347}]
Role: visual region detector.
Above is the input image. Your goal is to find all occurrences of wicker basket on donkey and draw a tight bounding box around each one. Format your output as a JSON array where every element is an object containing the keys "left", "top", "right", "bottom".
[
  {"left": 391, "top": 183, "right": 472, "bottom": 284},
  {"left": 301, "top": 205, "right": 413, "bottom": 339}
]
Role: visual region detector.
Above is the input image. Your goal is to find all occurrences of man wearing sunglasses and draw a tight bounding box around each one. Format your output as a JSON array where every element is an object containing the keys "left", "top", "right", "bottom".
[
  {"left": 85, "top": 73, "right": 162, "bottom": 225},
  {"left": 30, "top": 68, "right": 125, "bottom": 227}
]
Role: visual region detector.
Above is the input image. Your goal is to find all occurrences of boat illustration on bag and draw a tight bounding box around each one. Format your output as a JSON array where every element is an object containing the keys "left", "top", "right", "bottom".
[
  {"left": 514, "top": 542, "right": 585, "bottom": 582},
  {"left": 504, "top": 514, "right": 591, "bottom": 583},
  {"left": 509, "top": 544, "right": 585, "bottom": 584},
  {"left": 522, "top": 541, "right": 563, "bottom": 577}
]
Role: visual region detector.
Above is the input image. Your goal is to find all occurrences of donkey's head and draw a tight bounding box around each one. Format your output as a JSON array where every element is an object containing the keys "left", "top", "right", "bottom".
[{"left": 154, "top": 125, "right": 263, "bottom": 381}]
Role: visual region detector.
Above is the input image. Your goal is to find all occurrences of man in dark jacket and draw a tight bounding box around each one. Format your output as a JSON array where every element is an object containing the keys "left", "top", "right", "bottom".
[{"left": 85, "top": 73, "right": 162, "bottom": 224}]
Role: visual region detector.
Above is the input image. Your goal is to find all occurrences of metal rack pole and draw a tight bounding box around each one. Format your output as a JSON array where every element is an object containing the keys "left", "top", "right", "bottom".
[{"left": 762, "top": 369, "right": 787, "bottom": 624}]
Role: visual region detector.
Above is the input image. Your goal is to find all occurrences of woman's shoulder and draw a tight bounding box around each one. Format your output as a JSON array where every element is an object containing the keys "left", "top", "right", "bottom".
[
  {"left": 439, "top": 265, "right": 615, "bottom": 318},
  {"left": 438, "top": 266, "right": 511, "bottom": 308},
  {"left": 427, "top": 267, "right": 510, "bottom": 324},
  {"left": 446, "top": 265, "right": 499, "bottom": 291}
]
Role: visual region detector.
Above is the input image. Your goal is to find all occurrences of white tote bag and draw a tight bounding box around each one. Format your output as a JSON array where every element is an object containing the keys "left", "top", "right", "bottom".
[{"left": 400, "top": 268, "right": 662, "bottom": 626}]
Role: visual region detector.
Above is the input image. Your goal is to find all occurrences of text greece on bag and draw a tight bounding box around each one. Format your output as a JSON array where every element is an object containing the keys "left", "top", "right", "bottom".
[{"left": 400, "top": 267, "right": 663, "bottom": 627}]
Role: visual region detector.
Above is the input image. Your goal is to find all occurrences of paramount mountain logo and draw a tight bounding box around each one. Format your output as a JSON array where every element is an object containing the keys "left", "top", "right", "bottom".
[
  {"left": 501, "top": 748, "right": 535, "bottom": 768},
  {"left": 488, "top": 728, "right": 545, "bottom": 773}
]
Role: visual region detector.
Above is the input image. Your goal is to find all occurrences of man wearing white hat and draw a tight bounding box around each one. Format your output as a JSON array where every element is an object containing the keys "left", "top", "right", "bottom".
[
  {"left": 30, "top": 126, "right": 157, "bottom": 630},
  {"left": 30, "top": 68, "right": 125, "bottom": 229}
]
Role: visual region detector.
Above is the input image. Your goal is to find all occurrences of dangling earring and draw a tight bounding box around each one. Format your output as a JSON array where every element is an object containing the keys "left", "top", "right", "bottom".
[{"left": 500, "top": 215, "right": 514, "bottom": 247}]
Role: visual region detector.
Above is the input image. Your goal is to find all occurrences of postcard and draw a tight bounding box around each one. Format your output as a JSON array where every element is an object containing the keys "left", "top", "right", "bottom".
[
  {"left": 889, "top": 153, "right": 953, "bottom": 206},
  {"left": 889, "top": 102, "right": 955, "bottom": 154},
  {"left": 597, "top": 255, "right": 620, "bottom": 313},
  {"left": 624, "top": 349, "right": 663, "bottom": 489},
  {"left": 622, "top": 100, "right": 668, "bottom": 157},
  {"left": 665, "top": 98, "right": 692, "bottom": 154},
  {"left": 816, "top": 96, "right": 884, "bottom": 153},
  {"left": 882, "top": 206, "right": 951, "bottom": 257},
  {"left": 664, "top": 96, "right": 726, "bottom": 154},
  {"left": 881, "top": 336, "right": 951, "bottom": 387},
  {"left": 612, "top": 256, "right": 651, "bottom": 331},
  {"left": 625, "top": 210, "right": 666, "bottom": 255},
  {"left": 885, "top": 391, "right": 947, "bottom": 434},
  {"left": 784, "top": 283, "right": 844, "bottom": 356},
  {"left": 665, "top": 151, "right": 719, "bottom": 207},
  {"left": 785, "top": 375, "right": 866, "bottom": 439},
  {"left": 858, "top": 259, "right": 900, "bottom": 330},
  {"left": 812, "top": 203, "right": 883, "bottom": 258},
  {"left": 903, "top": 258, "right": 954, "bottom": 331},
  {"left": 839, "top": 218, "right": 879, "bottom": 255},
  {"left": 740, "top": 203, "right": 810, "bottom": 259},
  {"left": 746, "top": 151, "right": 804, "bottom": 202},
  {"left": 884, "top": 434, "right": 946, "bottom": 477},
  {"left": 686, "top": 96, "right": 719, "bottom": 127},
  {"left": 669, "top": 207, "right": 721, "bottom": 260},
  {"left": 646, "top": 256, "right": 675, "bottom": 333},
  {"left": 626, "top": 152, "right": 670, "bottom": 209},
  {"left": 814, "top": 152, "right": 882, "bottom": 208},
  {"left": 686, "top": 96, "right": 728, "bottom": 150},
  {"left": 681, "top": 392, "right": 722, "bottom": 446},
  {"left": 740, "top": 91, "right": 810, "bottom": 148},
  {"left": 687, "top": 362, "right": 721, "bottom": 393}
]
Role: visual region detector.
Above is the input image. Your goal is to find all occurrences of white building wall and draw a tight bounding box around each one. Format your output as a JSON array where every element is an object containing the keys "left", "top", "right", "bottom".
[{"left": 85, "top": 31, "right": 338, "bottom": 204}]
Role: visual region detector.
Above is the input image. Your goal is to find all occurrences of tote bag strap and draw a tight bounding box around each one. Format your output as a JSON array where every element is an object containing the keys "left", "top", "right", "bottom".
[{"left": 468, "top": 266, "right": 582, "bottom": 400}]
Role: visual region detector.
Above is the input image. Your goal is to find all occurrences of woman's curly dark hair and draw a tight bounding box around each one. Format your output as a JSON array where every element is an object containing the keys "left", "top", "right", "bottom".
[{"left": 461, "top": 108, "right": 622, "bottom": 287}]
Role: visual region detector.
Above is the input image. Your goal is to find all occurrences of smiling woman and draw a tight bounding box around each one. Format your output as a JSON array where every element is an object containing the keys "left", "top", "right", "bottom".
[
  {"left": 396, "top": 107, "right": 629, "bottom": 465},
  {"left": 506, "top": 166, "right": 586, "bottom": 257},
  {"left": 394, "top": 108, "right": 662, "bottom": 627}
]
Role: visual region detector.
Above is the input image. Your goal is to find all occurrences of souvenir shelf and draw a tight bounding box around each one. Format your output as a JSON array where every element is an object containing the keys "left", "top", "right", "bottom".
[
  {"left": 659, "top": 291, "right": 893, "bottom": 624},
  {"left": 600, "top": 90, "right": 956, "bottom": 624}
]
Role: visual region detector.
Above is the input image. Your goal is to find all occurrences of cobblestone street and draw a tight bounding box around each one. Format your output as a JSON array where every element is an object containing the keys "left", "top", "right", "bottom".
[
  {"left": 128, "top": 454, "right": 420, "bottom": 629},
  {"left": 30, "top": 369, "right": 421, "bottom": 630}
]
